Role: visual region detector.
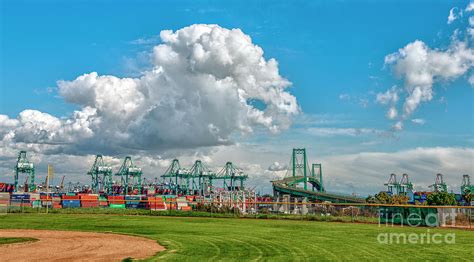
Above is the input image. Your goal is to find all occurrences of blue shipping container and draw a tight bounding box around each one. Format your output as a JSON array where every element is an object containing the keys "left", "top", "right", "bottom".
[{"left": 62, "top": 200, "right": 81, "bottom": 208}]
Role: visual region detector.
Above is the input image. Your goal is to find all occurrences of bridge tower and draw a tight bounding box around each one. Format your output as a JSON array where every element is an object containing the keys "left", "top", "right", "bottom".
[
  {"left": 292, "top": 148, "right": 308, "bottom": 190},
  {"left": 311, "top": 163, "right": 325, "bottom": 192}
]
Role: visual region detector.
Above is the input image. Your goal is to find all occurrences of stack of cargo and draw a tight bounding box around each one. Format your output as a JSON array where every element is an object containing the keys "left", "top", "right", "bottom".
[
  {"left": 125, "top": 195, "right": 141, "bottom": 209},
  {"left": 62, "top": 193, "right": 81, "bottom": 208},
  {"left": 0, "top": 183, "right": 14, "bottom": 193},
  {"left": 108, "top": 195, "right": 125, "bottom": 209},
  {"left": 146, "top": 188, "right": 156, "bottom": 195},
  {"left": 413, "top": 192, "right": 430, "bottom": 204},
  {"left": 186, "top": 196, "right": 197, "bottom": 209},
  {"left": 138, "top": 196, "right": 149, "bottom": 209},
  {"left": 99, "top": 196, "right": 108, "bottom": 207},
  {"left": 80, "top": 194, "right": 99, "bottom": 208},
  {"left": 10, "top": 193, "right": 30, "bottom": 207},
  {"left": 29, "top": 193, "right": 41, "bottom": 208},
  {"left": 52, "top": 195, "right": 62, "bottom": 209},
  {"left": 186, "top": 196, "right": 194, "bottom": 202},
  {"left": 161, "top": 195, "right": 176, "bottom": 210},
  {"left": 40, "top": 193, "right": 52, "bottom": 208},
  {"left": 177, "top": 197, "right": 191, "bottom": 211},
  {"left": 147, "top": 196, "right": 166, "bottom": 211},
  {"left": 0, "top": 193, "right": 9, "bottom": 210}
]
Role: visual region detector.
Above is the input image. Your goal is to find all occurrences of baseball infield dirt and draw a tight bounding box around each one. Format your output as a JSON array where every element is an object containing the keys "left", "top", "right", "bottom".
[{"left": 0, "top": 229, "right": 164, "bottom": 261}]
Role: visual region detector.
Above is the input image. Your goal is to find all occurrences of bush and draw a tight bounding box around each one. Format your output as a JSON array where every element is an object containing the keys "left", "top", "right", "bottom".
[{"left": 427, "top": 191, "right": 457, "bottom": 205}]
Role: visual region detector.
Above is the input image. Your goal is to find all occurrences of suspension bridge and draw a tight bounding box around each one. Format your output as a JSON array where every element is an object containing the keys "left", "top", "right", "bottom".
[{"left": 271, "top": 148, "right": 365, "bottom": 203}]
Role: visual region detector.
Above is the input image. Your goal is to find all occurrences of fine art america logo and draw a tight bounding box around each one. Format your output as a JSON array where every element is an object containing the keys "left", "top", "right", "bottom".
[{"left": 377, "top": 209, "right": 456, "bottom": 244}]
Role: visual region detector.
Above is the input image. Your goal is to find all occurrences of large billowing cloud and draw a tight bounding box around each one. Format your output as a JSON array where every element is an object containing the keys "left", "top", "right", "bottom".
[{"left": 0, "top": 24, "right": 299, "bottom": 155}]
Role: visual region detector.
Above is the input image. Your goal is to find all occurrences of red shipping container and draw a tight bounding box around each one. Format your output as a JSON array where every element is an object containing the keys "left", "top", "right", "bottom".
[
  {"left": 40, "top": 195, "right": 52, "bottom": 200},
  {"left": 80, "top": 195, "right": 99, "bottom": 199},
  {"left": 62, "top": 195, "right": 80, "bottom": 200},
  {"left": 81, "top": 199, "right": 98, "bottom": 206},
  {"left": 81, "top": 202, "right": 99, "bottom": 208},
  {"left": 185, "top": 196, "right": 194, "bottom": 202},
  {"left": 108, "top": 195, "right": 125, "bottom": 204},
  {"left": 181, "top": 206, "right": 192, "bottom": 211}
]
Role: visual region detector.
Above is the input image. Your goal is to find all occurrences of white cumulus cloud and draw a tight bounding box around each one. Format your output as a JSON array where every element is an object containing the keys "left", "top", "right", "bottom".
[
  {"left": 469, "top": 73, "right": 474, "bottom": 85},
  {"left": 1, "top": 24, "right": 299, "bottom": 155},
  {"left": 393, "top": 121, "right": 403, "bottom": 131},
  {"left": 382, "top": 37, "right": 474, "bottom": 130},
  {"left": 376, "top": 86, "right": 399, "bottom": 105},
  {"left": 411, "top": 118, "right": 426, "bottom": 125},
  {"left": 466, "top": 2, "right": 474, "bottom": 12},
  {"left": 267, "top": 161, "right": 288, "bottom": 171},
  {"left": 447, "top": 7, "right": 462, "bottom": 24},
  {"left": 379, "top": 3, "right": 474, "bottom": 130},
  {"left": 376, "top": 86, "right": 399, "bottom": 120},
  {"left": 306, "top": 127, "right": 383, "bottom": 137},
  {"left": 386, "top": 107, "right": 398, "bottom": 120}
]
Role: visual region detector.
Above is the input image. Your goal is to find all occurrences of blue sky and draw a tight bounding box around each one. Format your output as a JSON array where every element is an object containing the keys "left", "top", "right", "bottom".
[
  {"left": 0, "top": 0, "right": 473, "bottom": 194},
  {"left": 2, "top": 1, "right": 472, "bottom": 136}
]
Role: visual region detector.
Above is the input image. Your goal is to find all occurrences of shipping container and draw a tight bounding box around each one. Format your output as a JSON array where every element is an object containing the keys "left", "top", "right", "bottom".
[
  {"left": 109, "top": 204, "right": 126, "bottom": 209},
  {"left": 62, "top": 200, "right": 81, "bottom": 208}
]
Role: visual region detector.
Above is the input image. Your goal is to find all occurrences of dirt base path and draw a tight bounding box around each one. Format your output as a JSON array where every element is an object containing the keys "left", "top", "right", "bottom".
[{"left": 0, "top": 229, "right": 164, "bottom": 261}]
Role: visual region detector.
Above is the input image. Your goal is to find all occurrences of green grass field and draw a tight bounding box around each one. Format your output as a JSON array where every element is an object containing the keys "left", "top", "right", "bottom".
[
  {"left": 1, "top": 214, "right": 473, "bottom": 261},
  {"left": 0, "top": 237, "right": 36, "bottom": 245}
]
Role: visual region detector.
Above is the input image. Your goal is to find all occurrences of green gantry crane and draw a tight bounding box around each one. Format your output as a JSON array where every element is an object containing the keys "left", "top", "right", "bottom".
[
  {"left": 162, "top": 159, "right": 248, "bottom": 194},
  {"left": 115, "top": 156, "right": 142, "bottom": 195},
  {"left": 189, "top": 160, "right": 215, "bottom": 196},
  {"left": 461, "top": 174, "right": 473, "bottom": 195},
  {"left": 14, "top": 151, "right": 35, "bottom": 192},
  {"left": 161, "top": 159, "right": 191, "bottom": 194},
  {"left": 162, "top": 159, "right": 182, "bottom": 183},
  {"left": 384, "top": 173, "right": 400, "bottom": 194},
  {"left": 215, "top": 162, "right": 248, "bottom": 190},
  {"left": 87, "top": 155, "right": 113, "bottom": 194},
  {"left": 430, "top": 173, "right": 448, "bottom": 192},
  {"left": 398, "top": 173, "right": 414, "bottom": 195}
]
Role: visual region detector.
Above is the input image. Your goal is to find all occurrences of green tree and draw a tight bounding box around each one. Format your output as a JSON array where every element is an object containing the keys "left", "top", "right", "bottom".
[
  {"left": 374, "top": 191, "right": 392, "bottom": 204},
  {"left": 366, "top": 192, "right": 409, "bottom": 205},
  {"left": 390, "top": 194, "right": 409, "bottom": 205},
  {"left": 365, "top": 195, "right": 377, "bottom": 203},
  {"left": 426, "top": 191, "right": 457, "bottom": 205}
]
